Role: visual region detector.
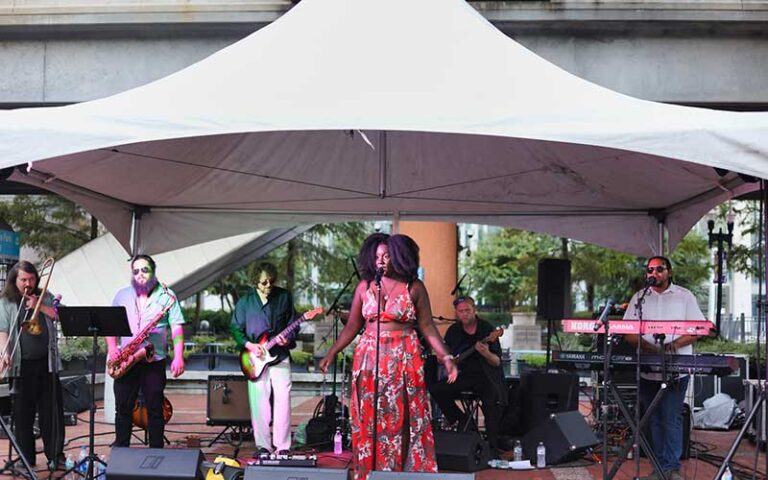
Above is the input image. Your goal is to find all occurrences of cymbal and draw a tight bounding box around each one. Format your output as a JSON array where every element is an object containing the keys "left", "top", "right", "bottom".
[{"left": 432, "top": 315, "right": 456, "bottom": 322}]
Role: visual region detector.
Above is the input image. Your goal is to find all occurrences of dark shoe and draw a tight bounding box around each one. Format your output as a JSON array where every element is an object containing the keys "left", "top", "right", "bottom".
[
  {"left": 257, "top": 447, "right": 271, "bottom": 458},
  {"left": 277, "top": 449, "right": 290, "bottom": 456},
  {"left": 639, "top": 473, "right": 660, "bottom": 480},
  {"left": 668, "top": 470, "right": 683, "bottom": 480}
]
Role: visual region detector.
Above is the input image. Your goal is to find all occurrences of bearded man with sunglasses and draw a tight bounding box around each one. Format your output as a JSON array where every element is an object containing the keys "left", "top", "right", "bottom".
[
  {"left": 623, "top": 256, "right": 707, "bottom": 480},
  {"left": 230, "top": 262, "right": 296, "bottom": 455},
  {"left": 107, "top": 254, "right": 185, "bottom": 448}
]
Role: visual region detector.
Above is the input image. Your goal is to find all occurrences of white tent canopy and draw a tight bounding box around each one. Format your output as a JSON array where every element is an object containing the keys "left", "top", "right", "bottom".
[{"left": 0, "top": 0, "right": 765, "bottom": 255}]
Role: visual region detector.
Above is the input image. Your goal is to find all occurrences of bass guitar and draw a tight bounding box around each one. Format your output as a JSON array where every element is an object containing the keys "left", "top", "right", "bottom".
[
  {"left": 240, "top": 307, "right": 323, "bottom": 380},
  {"left": 438, "top": 327, "right": 504, "bottom": 380}
]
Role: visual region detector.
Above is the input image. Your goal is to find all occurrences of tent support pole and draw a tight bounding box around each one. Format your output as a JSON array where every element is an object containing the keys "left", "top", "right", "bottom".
[
  {"left": 658, "top": 220, "right": 665, "bottom": 256},
  {"left": 129, "top": 206, "right": 149, "bottom": 255}
]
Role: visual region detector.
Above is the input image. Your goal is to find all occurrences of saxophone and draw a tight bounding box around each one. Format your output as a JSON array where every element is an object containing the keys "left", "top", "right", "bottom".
[{"left": 108, "top": 286, "right": 177, "bottom": 379}]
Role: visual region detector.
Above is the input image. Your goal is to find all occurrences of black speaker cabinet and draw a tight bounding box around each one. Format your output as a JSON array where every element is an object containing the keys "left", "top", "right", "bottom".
[
  {"left": 370, "top": 472, "right": 475, "bottom": 479},
  {"left": 520, "top": 371, "right": 579, "bottom": 432},
  {"left": 207, "top": 375, "right": 250, "bottom": 426},
  {"left": 244, "top": 466, "right": 347, "bottom": 480},
  {"left": 522, "top": 410, "right": 598, "bottom": 465},
  {"left": 433, "top": 430, "right": 491, "bottom": 472},
  {"left": 536, "top": 258, "right": 571, "bottom": 320},
  {"left": 106, "top": 447, "right": 204, "bottom": 479},
  {"left": 61, "top": 375, "right": 90, "bottom": 414}
]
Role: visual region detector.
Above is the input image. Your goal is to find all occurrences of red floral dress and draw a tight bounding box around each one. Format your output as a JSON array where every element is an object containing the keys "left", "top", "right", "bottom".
[{"left": 351, "top": 283, "right": 437, "bottom": 480}]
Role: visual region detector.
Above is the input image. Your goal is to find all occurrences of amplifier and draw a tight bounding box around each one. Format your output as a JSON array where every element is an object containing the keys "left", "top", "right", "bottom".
[{"left": 207, "top": 375, "right": 250, "bottom": 426}]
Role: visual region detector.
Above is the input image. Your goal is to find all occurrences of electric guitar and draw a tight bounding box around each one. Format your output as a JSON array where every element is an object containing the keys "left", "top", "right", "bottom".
[
  {"left": 239, "top": 307, "right": 324, "bottom": 380},
  {"left": 438, "top": 327, "right": 504, "bottom": 380}
]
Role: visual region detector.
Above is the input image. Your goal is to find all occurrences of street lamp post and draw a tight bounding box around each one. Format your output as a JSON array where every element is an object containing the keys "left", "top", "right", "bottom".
[{"left": 707, "top": 213, "right": 735, "bottom": 336}]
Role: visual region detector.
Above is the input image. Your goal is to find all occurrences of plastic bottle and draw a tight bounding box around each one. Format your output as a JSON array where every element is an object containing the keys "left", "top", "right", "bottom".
[
  {"left": 77, "top": 445, "right": 88, "bottom": 476},
  {"left": 333, "top": 427, "right": 343, "bottom": 454},
  {"left": 721, "top": 465, "right": 733, "bottom": 480},
  {"left": 97, "top": 454, "right": 108, "bottom": 479},
  {"left": 536, "top": 441, "right": 546, "bottom": 468},
  {"left": 513, "top": 440, "right": 523, "bottom": 462},
  {"left": 64, "top": 454, "right": 75, "bottom": 480}
]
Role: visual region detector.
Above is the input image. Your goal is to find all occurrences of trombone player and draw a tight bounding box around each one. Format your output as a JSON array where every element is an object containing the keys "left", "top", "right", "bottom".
[{"left": 0, "top": 260, "right": 65, "bottom": 470}]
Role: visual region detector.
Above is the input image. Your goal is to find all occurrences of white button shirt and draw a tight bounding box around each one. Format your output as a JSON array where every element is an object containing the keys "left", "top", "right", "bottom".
[{"left": 623, "top": 283, "right": 708, "bottom": 380}]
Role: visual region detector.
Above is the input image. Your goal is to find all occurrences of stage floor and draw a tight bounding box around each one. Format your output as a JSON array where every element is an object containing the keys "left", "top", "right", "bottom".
[{"left": 0, "top": 393, "right": 764, "bottom": 479}]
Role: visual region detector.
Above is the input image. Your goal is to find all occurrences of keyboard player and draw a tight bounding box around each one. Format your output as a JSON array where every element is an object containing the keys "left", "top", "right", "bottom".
[{"left": 623, "top": 256, "right": 710, "bottom": 480}]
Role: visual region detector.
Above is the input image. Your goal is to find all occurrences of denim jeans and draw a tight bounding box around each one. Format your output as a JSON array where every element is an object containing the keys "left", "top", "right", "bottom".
[{"left": 639, "top": 376, "right": 689, "bottom": 473}]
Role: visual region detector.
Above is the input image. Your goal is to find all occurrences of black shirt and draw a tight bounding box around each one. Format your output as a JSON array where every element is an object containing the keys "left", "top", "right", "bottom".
[{"left": 444, "top": 318, "right": 502, "bottom": 378}]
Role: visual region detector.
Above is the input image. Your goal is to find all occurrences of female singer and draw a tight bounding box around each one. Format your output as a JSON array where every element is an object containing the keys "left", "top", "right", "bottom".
[{"left": 319, "top": 233, "right": 457, "bottom": 480}]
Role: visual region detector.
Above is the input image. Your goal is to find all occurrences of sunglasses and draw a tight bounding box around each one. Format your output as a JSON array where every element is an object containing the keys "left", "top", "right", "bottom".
[
  {"left": 132, "top": 266, "right": 152, "bottom": 275},
  {"left": 646, "top": 266, "right": 668, "bottom": 274},
  {"left": 259, "top": 278, "right": 276, "bottom": 286}
]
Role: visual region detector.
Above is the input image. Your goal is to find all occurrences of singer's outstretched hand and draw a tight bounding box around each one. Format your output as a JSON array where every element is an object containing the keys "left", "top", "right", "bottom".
[
  {"left": 318, "top": 355, "right": 332, "bottom": 373},
  {"left": 442, "top": 356, "right": 458, "bottom": 383}
]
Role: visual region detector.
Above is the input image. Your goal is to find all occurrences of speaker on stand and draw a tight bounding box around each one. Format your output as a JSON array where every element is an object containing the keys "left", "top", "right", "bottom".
[{"left": 537, "top": 258, "right": 571, "bottom": 369}]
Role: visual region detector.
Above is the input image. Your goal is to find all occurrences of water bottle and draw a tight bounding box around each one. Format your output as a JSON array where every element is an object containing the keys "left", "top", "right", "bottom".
[
  {"left": 64, "top": 454, "right": 75, "bottom": 480},
  {"left": 333, "top": 427, "right": 343, "bottom": 454},
  {"left": 721, "top": 465, "right": 733, "bottom": 480},
  {"left": 536, "top": 441, "right": 546, "bottom": 468},
  {"left": 97, "top": 454, "right": 108, "bottom": 479},
  {"left": 77, "top": 445, "right": 88, "bottom": 476},
  {"left": 513, "top": 440, "right": 523, "bottom": 462}
]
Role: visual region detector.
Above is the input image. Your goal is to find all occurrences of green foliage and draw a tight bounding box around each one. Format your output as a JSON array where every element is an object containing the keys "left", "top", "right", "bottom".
[
  {"left": 669, "top": 232, "right": 711, "bottom": 302},
  {"left": 0, "top": 195, "right": 100, "bottom": 258},
  {"left": 696, "top": 337, "right": 760, "bottom": 359},
  {"left": 570, "top": 242, "right": 642, "bottom": 310},
  {"left": 180, "top": 308, "right": 232, "bottom": 335},
  {"left": 517, "top": 353, "right": 546, "bottom": 368},
  {"left": 290, "top": 350, "right": 313, "bottom": 365},
  {"left": 209, "top": 222, "right": 373, "bottom": 309},
  {"left": 467, "top": 229, "right": 560, "bottom": 310},
  {"left": 59, "top": 336, "right": 107, "bottom": 361},
  {"left": 479, "top": 312, "right": 512, "bottom": 328}
]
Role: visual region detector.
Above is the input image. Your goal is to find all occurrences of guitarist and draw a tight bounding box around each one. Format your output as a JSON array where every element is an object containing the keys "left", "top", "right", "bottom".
[
  {"left": 230, "top": 262, "right": 296, "bottom": 455},
  {"left": 428, "top": 296, "right": 507, "bottom": 451}
]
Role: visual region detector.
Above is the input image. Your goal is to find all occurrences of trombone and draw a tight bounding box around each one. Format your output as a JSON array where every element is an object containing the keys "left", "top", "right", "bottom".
[{"left": 0, "top": 257, "right": 56, "bottom": 379}]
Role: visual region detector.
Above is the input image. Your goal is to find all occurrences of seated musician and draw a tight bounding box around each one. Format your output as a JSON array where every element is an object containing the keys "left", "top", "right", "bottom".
[
  {"left": 623, "top": 256, "right": 707, "bottom": 480},
  {"left": 428, "top": 296, "right": 507, "bottom": 450}
]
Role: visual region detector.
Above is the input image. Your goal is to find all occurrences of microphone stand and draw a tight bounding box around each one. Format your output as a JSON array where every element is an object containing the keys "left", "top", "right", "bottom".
[
  {"left": 324, "top": 269, "right": 358, "bottom": 431},
  {"left": 371, "top": 270, "right": 383, "bottom": 472},
  {"left": 606, "top": 283, "right": 668, "bottom": 480},
  {"left": 595, "top": 298, "right": 615, "bottom": 480}
]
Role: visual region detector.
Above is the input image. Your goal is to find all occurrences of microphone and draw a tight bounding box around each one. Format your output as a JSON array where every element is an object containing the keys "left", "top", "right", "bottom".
[
  {"left": 450, "top": 273, "right": 467, "bottom": 296},
  {"left": 350, "top": 257, "right": 361, "bottom": 280},
  {"left": 52, "top": 294, "right": 62, "bottom": 313},
  {"left": 645, "top": 276, "right": 657, "bottom": 287},
  {"left": 593, "top": 297, "right": 615, "bottom": 332},
  {"left": 375, "top": 267, "right": 384, "bottom": 284}
]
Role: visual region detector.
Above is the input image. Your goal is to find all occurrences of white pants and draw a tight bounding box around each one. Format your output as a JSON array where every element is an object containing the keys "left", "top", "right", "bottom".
[{"left": 248, "top": 356, "right": 292, "bottom": 451}]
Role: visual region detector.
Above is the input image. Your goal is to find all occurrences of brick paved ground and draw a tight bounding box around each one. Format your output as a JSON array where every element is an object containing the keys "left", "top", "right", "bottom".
[{"left": 0, "top": 393, "right": 763, "bottom": 479}]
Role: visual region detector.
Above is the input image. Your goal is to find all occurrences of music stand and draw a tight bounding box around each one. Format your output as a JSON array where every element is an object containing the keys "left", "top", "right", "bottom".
[{"left": 58, "top": 306, "right": 131, "bottom": 480}]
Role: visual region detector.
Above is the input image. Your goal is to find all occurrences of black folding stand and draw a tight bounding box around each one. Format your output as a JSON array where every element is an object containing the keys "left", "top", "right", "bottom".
[
  {"left": 0, "top": 383, "right": 37, "bottom": 480},
  {"left": 58, "top": 306, "right": 131, "bottom": 480}
]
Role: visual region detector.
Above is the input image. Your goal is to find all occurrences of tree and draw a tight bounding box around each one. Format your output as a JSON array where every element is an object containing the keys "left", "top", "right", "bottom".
[
  {"left": 466, "top": 229, "right": 560, "bottom": 310},
  {"left": 211, "top": 222, "right": 373, "bottom": 309},
  {"left": 0, "top": 195, "right": 98, "bottom": 258}
]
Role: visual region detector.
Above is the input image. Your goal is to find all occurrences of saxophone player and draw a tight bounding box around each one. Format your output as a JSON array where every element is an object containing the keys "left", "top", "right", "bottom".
[{"left": 106, "top": 254, "right": 185, "bottom": 448}]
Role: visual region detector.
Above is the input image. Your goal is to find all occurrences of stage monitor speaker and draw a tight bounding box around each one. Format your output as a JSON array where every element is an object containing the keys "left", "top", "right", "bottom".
[
  {"left": 106, "top": 447, "right": 204, "bottom": 479},
  {"left": 61, "top": 375, "right": 90, "bottom": 414},
  {"left": 522, "top": 410, "right": 598, "bottom": 465},
  {"left": 536, "top": 258, "right": 571, "bottom": 320},
  {"left": 207, "top": 375, "right": 250, "bottom": 426},
  {"left": 520, "top": 371, "right": 579, "bottom": 432},
  {"left": 433, "top": 430, "right": 490, "bottom": 472},
  {"left": 370, "top": 472, "right": 475, "bottom": 479},
  {"left": 244, "top": 466, "right": 347, "bottom": 480}
]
